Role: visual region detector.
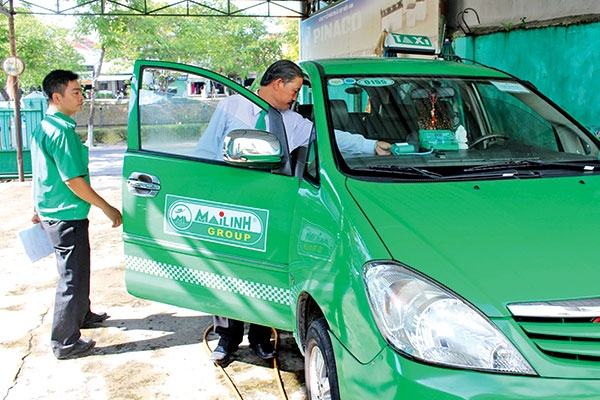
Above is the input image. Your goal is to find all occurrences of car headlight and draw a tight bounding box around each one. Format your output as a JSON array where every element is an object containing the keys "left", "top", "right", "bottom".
[{"left": 363, "top": 261, "right": 536, "bottom": 375}]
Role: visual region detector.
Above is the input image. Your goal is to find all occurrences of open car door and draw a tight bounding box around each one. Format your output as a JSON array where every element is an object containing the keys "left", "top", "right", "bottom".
[{"left": 123, "top": 60, "right": 297, "bottom": 330}]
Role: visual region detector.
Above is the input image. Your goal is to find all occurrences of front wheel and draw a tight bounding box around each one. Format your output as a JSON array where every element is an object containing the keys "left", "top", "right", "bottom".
[{"left": 305, "top": 318, "right": 341, "bottom": 400}]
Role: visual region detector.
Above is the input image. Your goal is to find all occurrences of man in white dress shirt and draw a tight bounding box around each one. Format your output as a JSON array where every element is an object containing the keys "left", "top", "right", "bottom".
[
  {"left": 195, "top": 60, "right": 391, "bottom": 160},
  {"left": 198, "top": 60, "right": 390, "bottom": 365}
]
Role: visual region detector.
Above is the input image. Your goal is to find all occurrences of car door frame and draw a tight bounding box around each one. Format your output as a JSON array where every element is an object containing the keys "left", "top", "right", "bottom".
[{"left": 123, "top": 60, "right": 299, "bottom": 330}]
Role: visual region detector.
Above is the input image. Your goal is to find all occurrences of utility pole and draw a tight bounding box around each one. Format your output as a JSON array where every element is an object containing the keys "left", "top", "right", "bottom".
[{"left": 1, "top": 0, "right": 25, "bottom": 181}]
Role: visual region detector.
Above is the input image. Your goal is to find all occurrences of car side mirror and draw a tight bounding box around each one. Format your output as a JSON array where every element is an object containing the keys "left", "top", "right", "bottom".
[{"left": 223, "top": 129, "right": 283, "bottom": 169}]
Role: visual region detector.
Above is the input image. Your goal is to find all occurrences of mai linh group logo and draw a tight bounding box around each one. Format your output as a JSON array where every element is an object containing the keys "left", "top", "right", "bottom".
[
  {"left": 164, "top": 195, "right": 269, "bottom": 252},
  {"left": 168, "top": 202, "right": 193, "bottom": 230}
]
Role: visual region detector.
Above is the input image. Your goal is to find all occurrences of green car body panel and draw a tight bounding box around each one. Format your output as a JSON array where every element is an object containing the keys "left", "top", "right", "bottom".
[{"left": 123, "top": 56, "right": 600, "bottom": 398}]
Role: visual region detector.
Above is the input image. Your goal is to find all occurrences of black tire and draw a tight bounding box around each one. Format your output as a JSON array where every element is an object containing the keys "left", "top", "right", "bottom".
[{"left": 304, "top": 318, "right": 341, "bottom": 400}]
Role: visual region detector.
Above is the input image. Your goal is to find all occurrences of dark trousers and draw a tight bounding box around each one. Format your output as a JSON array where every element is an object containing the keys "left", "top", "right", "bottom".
[
  {"left": 42, "top": 219, "right": 91, "bottom": 357},
  {"left": 214, "top": 318, "right": 272, "bottom": 352}
]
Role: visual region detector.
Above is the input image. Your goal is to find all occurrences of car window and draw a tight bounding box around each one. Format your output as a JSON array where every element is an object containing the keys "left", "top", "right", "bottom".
[
  {"left": 138, "top": 66, "right": 249, "bottom": 160},
  {"left": 293, "top": 77, "right": 319, "bottom": 182},
  {"left": 476, "top": 83, "right": 558, "bottom": 151},
  {"left": 325, "top": 75, "right": 599, "bottom": 177}
]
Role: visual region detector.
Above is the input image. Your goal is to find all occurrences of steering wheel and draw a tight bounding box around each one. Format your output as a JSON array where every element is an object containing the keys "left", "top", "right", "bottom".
[{"left": 470, "top": 134, "right": 510, "bottom": 149}]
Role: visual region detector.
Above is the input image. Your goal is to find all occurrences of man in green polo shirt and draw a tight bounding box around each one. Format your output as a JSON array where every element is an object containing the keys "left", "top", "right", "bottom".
[{"left": 30, "top": 69, "right": 122, "bottom": 360}]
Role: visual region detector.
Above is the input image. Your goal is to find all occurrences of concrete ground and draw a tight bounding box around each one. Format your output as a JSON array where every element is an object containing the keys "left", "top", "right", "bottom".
[{"left": 0, "top": 144, "right": 306, "bottom": 400}]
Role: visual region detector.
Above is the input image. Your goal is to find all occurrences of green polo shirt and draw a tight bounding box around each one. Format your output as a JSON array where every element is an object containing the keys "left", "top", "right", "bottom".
[{"left": 31, "top": 109, "right": 91, "bottom": 220}]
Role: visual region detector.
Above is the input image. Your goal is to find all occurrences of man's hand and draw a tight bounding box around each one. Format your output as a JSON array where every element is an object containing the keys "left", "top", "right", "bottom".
[
  {"left": 31, "top": 213, "right": 41, "bottom": 224},
  {"left": 102, "top": 205, "right": 123, "bottom": 228},
  {"left": 375, "top": 141, "right": 392, "bottom": 155},
  {"left": 65, "top": 177, "right": 123, "bottom": 228}
]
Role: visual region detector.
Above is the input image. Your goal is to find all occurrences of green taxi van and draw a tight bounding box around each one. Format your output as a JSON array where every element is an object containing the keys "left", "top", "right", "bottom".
[{"left": 123, "top": 44, "right": 600, "bottom": 398}]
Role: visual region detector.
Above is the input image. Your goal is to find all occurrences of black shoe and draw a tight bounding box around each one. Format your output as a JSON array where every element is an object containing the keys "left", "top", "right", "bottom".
[
  {"left": 55, "top": 338, "right": 96, "bottom": 360},
  {"left": 82, "top": 312, "right": 109, "bottom": 329},
  {"left": 209, "top": 345, "right": 232, "bottom": 366},
  {"left": 251, "top": 342, "right": 277, "bottom": 360}
]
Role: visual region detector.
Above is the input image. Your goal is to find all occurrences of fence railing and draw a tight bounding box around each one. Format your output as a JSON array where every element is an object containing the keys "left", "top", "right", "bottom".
[
  {"left": 0, "top": 97, "right": 47, "bottom": 178},
  {"left": 0, "top": 97, "right": 46, "bottom": 151}
]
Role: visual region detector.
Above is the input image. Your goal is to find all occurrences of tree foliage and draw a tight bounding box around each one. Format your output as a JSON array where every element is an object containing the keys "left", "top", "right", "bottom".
[
  {"left": 0, "top": 9, "right": 84, "bottom": 93},
  {"left": 1, "top": 0, "right": 300, "bottom": 94},
  {"left": 75, "top": 0, "right": 297, "bottom": 79},
  {"left": 277, "top": 18, "right": 300, "bottom": 62}
]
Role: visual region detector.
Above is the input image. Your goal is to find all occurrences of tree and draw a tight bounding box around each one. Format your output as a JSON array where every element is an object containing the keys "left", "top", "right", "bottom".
[
  {"left": 75, "top": 0, "right": 143, "bottom": 145},
  {"left": 0, "top": 8, "right": 84, "bottom": 99},
  {"left": 1, "top": 0, "right": 301, "bottom": 98},
  {"left": 77, "top": 0, "right": 286, "bottom": 79},
  {"left": 73, "top": 0, "right": 292, "bottom": 142},
  {"left": 276, "top": 18, "right": 300, "bottom": 62},
  {"left": 195, "top": 15, "right": 283, "bottom": 78}
]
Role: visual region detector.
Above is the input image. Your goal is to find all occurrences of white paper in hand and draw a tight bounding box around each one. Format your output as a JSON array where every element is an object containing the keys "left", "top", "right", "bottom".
[{"left": 17, "top": 223, "right": 54, "bottom": 263}]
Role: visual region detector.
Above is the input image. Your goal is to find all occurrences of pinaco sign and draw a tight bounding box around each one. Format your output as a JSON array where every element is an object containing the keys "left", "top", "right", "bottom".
[{"left": 300, "top": 0, "right": 441, "bottom": 59}]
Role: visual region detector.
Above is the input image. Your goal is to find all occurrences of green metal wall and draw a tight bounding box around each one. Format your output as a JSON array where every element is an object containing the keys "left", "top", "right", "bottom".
[
  {"left": 454, "top": 22, "right": 599, "bottom": 129},
  {"left": 0, "top": 97, "right": 46, "bottom": 178}
]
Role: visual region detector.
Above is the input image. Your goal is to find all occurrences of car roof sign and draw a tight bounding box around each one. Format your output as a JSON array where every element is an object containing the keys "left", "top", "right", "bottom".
[{"left": 383, "top": 33, "right": 436, "bottom": 57}]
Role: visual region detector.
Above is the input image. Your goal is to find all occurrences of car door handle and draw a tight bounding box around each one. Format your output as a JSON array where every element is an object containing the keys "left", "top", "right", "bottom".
[{"left": 127, "top": 172, "right": 161, "bottom": 197}]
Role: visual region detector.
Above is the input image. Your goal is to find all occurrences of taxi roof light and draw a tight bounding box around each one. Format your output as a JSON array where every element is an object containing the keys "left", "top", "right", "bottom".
[{"left": 383, "top": 33, "right": 436, "bottom": 57}]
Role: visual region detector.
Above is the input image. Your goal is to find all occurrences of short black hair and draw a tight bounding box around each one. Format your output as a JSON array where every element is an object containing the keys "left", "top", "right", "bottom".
[
  {"left": 42, "top": 70, "right": 79, "bottom": 103},
  {"left": 260, "top": 60, "right": 303, "bottom": 86}
]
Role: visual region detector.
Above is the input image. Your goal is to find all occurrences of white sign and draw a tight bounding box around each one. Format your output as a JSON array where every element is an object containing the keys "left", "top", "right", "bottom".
[{"left": 2, "top": 56, "right": 25, "bottom": 76}]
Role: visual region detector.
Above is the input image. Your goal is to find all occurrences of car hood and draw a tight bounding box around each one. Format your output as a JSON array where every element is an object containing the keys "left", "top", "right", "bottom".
[{"left": 347, "top": 176, "right": 600, "bottom": 317}]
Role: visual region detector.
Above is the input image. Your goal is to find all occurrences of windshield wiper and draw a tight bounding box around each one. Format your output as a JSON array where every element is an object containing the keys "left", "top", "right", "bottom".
[
  {"left": 365, "top": 165, "right": 444, "bottom": 179},
  {"left": 355, "top": 159, "right": 599, "bottom": 181},
  {"left": 363, "top": 165, "right": 536, "bottom": 181},
  {"left": 464, "top": 159, "right": 600, "bottom": 173}
]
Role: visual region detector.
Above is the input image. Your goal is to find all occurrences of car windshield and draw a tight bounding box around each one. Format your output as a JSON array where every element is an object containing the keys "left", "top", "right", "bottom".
[{"left": 327, "top": 75, "right": 600, "bottom": 180}]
